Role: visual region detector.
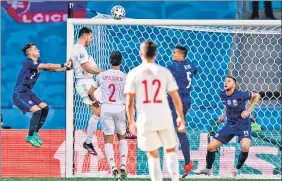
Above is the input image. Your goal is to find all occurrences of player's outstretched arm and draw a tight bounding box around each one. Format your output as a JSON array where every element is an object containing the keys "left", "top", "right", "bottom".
[
  {"left": 37, "top": 59, "right": 71, "bottom": 71},
  {"left": 82, "top": 62, "right": 104, "bottom": 74},
  {"left": 241, "top": 92, "right": 261, "bottom": 118},
  {"left": 169, "top": 90, "right": 186, "bottom": 132}
]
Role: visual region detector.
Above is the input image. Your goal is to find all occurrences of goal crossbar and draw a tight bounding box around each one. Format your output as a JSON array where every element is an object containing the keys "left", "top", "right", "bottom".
[{"left": 67, "top": 18, "right": 281, "bottom": 26}]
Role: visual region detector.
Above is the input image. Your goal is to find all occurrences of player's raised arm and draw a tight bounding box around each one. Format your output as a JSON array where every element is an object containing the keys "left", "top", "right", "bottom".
[{"left": 241, "top": 92, "right": 261, "bottom": 118}]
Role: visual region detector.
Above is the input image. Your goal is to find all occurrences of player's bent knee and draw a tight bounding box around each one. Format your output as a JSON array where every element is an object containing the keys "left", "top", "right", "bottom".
[
  {"left": 38, "top": 102, "right": 48, "bottom": 109},
  {"left": 165, "top": 147, "right": 176, "bottom": 153},
  {"left": 147, "top": 150, "right": 159, "bottom": 158},
  {"left": 29, "top": 105, "right": 41, "bottom": 113},
  {"left": 207, "top": 144, "right": 218, "bottom": 152},
  {"left": 242, "top": 147, "right": 250, "bottom": 152},
  {"left": 103, "top": 134, "right": 114, "bottom": 144},
  {"left": 117, "top": 134, "right": 125, "bottom": 140},
  {"left": 240, "top": 138, "right": 251, "bottom": 152}
]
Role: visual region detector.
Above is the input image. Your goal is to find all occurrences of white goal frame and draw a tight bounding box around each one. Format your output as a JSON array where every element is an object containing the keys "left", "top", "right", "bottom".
[{"left": 66, "top": 19, "right": 281, "bottom": 178}]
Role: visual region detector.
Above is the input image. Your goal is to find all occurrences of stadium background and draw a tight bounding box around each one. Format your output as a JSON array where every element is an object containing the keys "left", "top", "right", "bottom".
[{"left": 1, "top": 1, "right": 281, "bottom": 178}]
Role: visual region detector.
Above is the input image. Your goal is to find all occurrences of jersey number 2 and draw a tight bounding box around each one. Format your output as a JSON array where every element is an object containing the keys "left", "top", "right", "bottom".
[
  {"left": 108, "top": 84, "right": 116, "bottom": 102},
  {"left": 142, "top": 79, "right": 162, "bottom": 104}
]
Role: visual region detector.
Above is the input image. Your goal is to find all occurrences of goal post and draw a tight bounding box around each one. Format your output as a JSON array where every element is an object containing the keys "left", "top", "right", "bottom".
[{"left": 66, "top": 17, "right": 281, "bottom": 178}]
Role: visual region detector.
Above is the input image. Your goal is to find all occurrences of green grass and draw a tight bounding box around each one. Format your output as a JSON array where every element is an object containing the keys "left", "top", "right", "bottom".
[{"left": 1, "top": 179, "right": 281, "bottom": 181}]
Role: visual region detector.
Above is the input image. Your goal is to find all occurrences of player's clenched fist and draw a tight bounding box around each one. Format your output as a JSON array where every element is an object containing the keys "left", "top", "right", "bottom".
[
  {"left": 176, "top": 117, "right": 186, "bottom": 132},
  {"left": 241, "top": 110, "right": 250, "bottom": 119},
  {"left": 218, "top": 115, "right": 225, "bottom": 122}
]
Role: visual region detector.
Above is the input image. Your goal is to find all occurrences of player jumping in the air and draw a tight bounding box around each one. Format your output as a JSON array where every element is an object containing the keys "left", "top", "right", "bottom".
[
  {"left": 71, "top": 27, "right": 104, "bottom": 155},
  {"left": 92, "top": 51, "right": 128, "bottom": 180},
  {"left": 167, "top": 45, "right": 198, "bottom": 178},
  {"left": 13, "top": 43, "right": 72, "bottom": 148},
  {"left": 125, "top": 40, "right": 185, "bottom": 181},
  {"left": 194, "top": 76, "right": 261, "bottom": 177}
]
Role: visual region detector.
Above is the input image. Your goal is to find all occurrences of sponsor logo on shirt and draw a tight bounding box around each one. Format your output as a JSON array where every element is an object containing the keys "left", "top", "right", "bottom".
[{"left": 232, "top": 99, "right": 238, "bottom": 106}]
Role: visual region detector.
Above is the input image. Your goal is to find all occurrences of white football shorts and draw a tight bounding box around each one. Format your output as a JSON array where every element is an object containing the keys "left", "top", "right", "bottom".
[
  {"left": 75, "top": 79, "right": 96, "bottom": 105},
  {"left": 137, "top": 125, "right": 177, "bottom": 152},
  {"left": 100, "top": 103, "right": 127, "bottom": 136}
]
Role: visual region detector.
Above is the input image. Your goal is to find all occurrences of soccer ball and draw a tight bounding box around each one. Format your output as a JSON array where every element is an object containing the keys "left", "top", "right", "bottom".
[{"left": 111, "top": 5, "right": 126, "bottom": 20}]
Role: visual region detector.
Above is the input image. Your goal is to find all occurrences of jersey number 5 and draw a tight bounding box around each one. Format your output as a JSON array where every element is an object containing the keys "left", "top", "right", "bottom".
[
  {"left": 142, "top": 79, "right": 162, "bottom": 104},
  {"left": 186, "top": 72, "right": 192, "bottom": 89},
  {"left": 108, "top": 84, "right": 116, "bottom": 102}
]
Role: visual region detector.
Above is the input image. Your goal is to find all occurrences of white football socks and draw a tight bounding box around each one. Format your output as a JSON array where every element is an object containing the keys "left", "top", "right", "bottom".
[
  {"left": 148, "top": 157, "right": 163, "bottom": 181},
  {"left": 105, "top": 143, "right": 116, "bottom": 169},
  {"left": 85, "top": 115, "right": 99, "bottom": 144},
  {"left": 119, "top": 139, "right": 128, "bottom": 166},
  {"left": 165, "top": 152, "right": 179, "bottom": 181}
]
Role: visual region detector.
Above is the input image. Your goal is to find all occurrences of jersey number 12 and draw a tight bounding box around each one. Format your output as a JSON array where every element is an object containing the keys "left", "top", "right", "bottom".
[{"left": 142, "top": 79, "right": 162, "bottom": 104}]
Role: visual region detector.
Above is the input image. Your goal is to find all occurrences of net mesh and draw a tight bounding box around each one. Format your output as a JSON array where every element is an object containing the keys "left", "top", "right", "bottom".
[{"left": 72, "top": 14, "right": 281, "bottom": 178}]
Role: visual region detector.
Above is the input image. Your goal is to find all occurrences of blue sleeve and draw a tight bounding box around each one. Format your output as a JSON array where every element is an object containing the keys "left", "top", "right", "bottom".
[
  {"left": 167, "top": 63, "right": 173, "bottom": 71},
  {"left": 240, "top": 91, "right": 252, "bottom": 101},
  {"left": 24, "top": 61, "right": 40, "bottom": 70}
]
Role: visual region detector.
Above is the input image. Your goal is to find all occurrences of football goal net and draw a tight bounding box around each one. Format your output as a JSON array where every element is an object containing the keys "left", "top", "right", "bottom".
[{"left": 66, "top": 14, "right": 281, "bottom": 179}]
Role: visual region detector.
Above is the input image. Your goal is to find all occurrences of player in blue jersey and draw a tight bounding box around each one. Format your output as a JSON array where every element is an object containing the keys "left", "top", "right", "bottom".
[
  {"left": 167, "top": 45, "right": 198, "bottom": 178},
  {"left": 194, "top": 76, "right": 261, "bottom": 177},
  {"left": 13, "top": 43, "right": 72, "bottom": 148}
]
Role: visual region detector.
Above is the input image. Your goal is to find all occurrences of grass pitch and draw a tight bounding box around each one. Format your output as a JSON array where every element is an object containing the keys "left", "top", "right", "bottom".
[{"left": 1, "top": 178, "right": 281, "bottom": 181}]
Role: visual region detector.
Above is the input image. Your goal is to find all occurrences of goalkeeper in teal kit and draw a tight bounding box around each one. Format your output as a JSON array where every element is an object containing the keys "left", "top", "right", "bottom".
[{"left": 167, "top": 45, "right": 198, "bottom": 178}]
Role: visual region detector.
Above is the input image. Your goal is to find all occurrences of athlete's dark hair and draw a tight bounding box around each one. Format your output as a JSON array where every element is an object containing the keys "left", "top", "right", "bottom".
[
  {"left": 175, "top": 45, "right": 187, "bottom": 57},
  {"left": 22, "top": 42, "right": 35, "bottom": 56},
  {"left": 143, "top": 40, "right": 157, "bottom": 59},
  {"left": 110, "top": 51, "right": 122, "bottom": 66},
  {"left": 78, "top": 27, "right": 92, "bottom": 38},
  {"left": 227, "top": 75, "right": 237, "bottom": 84}
]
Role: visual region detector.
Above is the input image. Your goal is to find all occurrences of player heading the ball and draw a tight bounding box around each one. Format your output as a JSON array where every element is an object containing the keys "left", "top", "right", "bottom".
[
  {"left": 124, "top": 40, "right": 185, "bottom": 181},
  {"left": 194, "top": 76, "right": 261, "bottom": 177},
  {"left": 13, "top": 42, "right": 72, "bottom": 148},
  {"left": 71, "top": 27, "right": 104, "bottom": 155}
]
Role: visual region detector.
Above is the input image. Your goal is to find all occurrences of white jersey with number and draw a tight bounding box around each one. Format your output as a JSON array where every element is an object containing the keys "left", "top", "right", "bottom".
[
  {"left": 124, "top": 63, "right": 179, "bottom": 131},
  {"left": 71, "top": 43, "right": 98, "bottom": 79},
  {"left": 95, "top": 69, "right": 127, "bottom": 106}
]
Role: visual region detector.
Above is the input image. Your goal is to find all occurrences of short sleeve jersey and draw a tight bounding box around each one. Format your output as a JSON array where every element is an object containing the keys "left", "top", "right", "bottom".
[{"left": 124, "top": 63, "right": 179, "bottom": 131}]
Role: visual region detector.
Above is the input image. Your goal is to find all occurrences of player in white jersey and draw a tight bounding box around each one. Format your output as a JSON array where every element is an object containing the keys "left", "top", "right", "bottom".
[
  {"left": 71, "top": 27, "right": 104, "bottom": 155},
  {"left": 92, "top": 51, "right": 128, "bottom": 180},
  {"left": 124, "top": 40, "right": 186, "bottom": 181}
]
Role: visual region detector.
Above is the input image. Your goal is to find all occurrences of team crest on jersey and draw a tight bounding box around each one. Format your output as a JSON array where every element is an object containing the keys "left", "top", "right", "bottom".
[
  {"left": 232, "top": 99, "right": 238, "bottom": 106},
  {"left": 227, "top": 100, "right": 231, "bottom": 105},
  {"left": 244, "top": 131, "right": 249, "bottom": 136}
]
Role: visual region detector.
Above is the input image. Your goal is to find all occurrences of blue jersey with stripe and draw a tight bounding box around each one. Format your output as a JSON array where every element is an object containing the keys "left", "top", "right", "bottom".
[
  {"left": 220, "top": 90, "right": 252, "bottom": 129},
  {"left": 14, "top": 59, "right": 42, "bottom": 92},
  {"left": 167, "top": 59, "right": 198, "bottom": 100}
]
